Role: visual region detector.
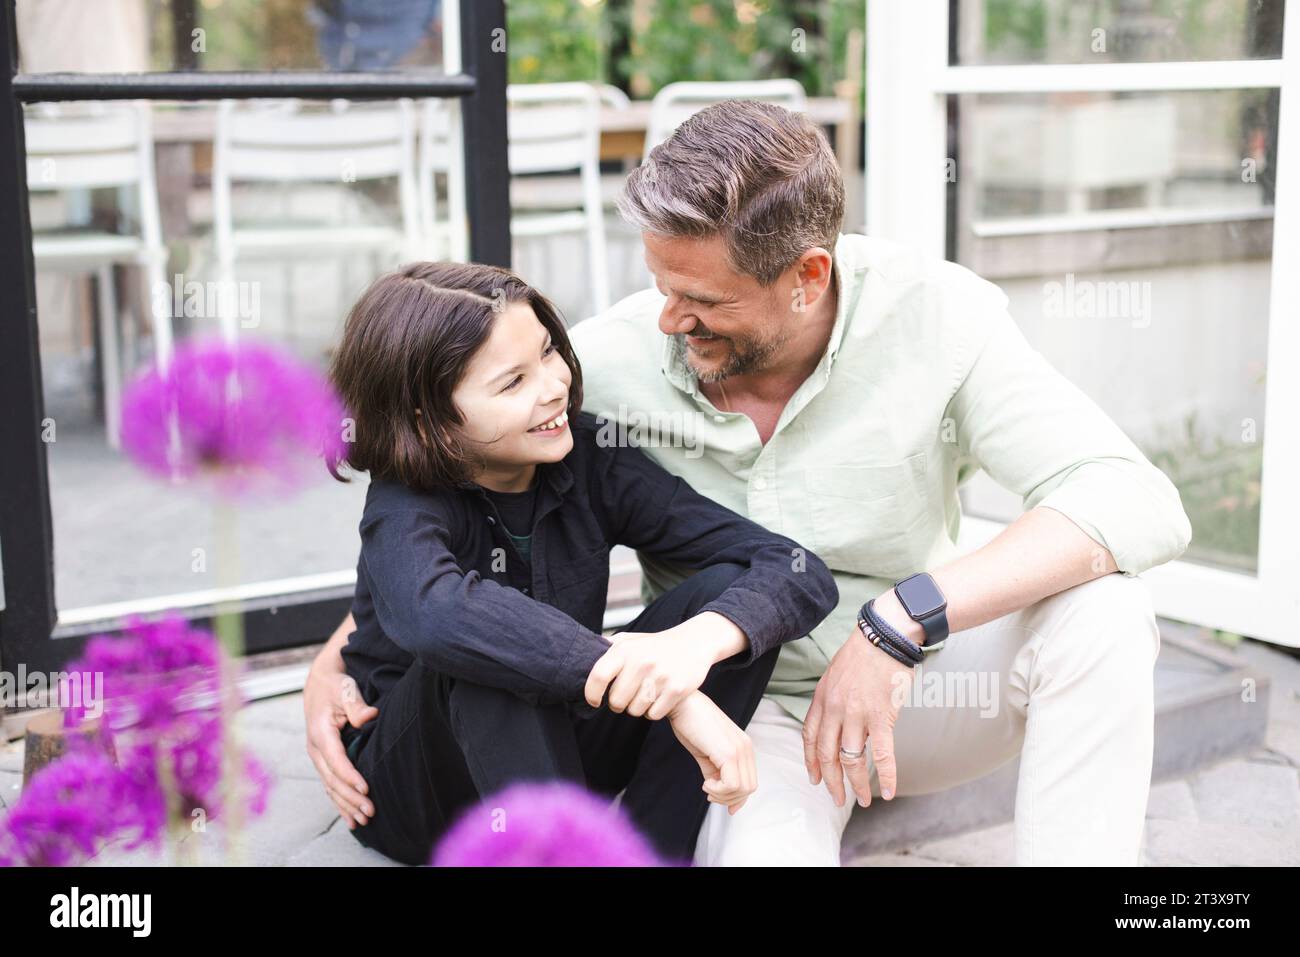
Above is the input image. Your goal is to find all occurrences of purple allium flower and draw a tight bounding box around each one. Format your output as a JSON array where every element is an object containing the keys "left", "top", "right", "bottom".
[
  {"left": 54, "top": 613, "right": 273, "bottom": 854},
  {"left": 63, "top": 613, "right": 222, "bottom": 731},
  {"left": 119, "top": 336, "right": 348, "bottom": 499},
  {"left": 0, "top": 751, "right": 150, "bottom": 867},
  {"left": 431, "top": 781, "right": 666, "bottom": 867}
]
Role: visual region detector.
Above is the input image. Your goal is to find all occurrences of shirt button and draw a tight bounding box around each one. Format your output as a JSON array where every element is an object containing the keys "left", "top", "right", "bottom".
[
  {"left": 753, "top": 475, "right": 767, "bottom": 491},
  {"left": 713, "top": 414, "right": 725, "bottom": 423},
  {"left": 486, "top": 516, "right": 496, "bottom": 525}
]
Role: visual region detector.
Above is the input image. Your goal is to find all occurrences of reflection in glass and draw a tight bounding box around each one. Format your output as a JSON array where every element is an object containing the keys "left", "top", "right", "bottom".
[
  {"left": 960, "top": 90, "right": 1276, "bottom": 226},
  {"left": 953, "top": 0, "right": 1284, "bottom": 66},
  {"left": 15, "top": 0, "right": 445, "bottom": 74},
  {"left": 951, "top": 90, "right": 1275, "bottom": 572},
  {"left": 26, "top": 98, "right": 467, "bottom": 613}
]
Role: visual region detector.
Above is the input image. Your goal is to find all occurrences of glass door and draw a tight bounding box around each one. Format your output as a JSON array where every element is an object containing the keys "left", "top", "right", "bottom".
[
  {"left": 0, "top": 0, "right": 511, "bottom": 676},
  {"left": 866, "top": 0, "right": 1297, "bottom": 645}
]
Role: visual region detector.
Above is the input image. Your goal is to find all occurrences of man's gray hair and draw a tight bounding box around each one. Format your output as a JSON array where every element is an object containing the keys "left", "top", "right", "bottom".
[{"left": 615, "top": 99, "right": 845, "bottom": 286}]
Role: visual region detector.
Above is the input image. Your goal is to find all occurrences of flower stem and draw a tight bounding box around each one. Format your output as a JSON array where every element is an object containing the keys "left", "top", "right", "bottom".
[{"left": 214, "top": 500, "right": 246, "bottom": 864}]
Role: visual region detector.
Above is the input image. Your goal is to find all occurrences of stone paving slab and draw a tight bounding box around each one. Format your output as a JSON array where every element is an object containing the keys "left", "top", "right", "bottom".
[
  {"left": 0, "top": 770, "right": 21, "bottom": 811},
  {"left": 86, "top": 776, "right": 342, "bottom": 867},
  {"left": 847, "top": 850, "right": 956, "bottom": 867},
  {"left": 1141, "top": 818, "right": 1300, "bottom": 867},
  {"left": 237, "top": 720, "right": 326, "bottom": 784},
  {"left": 1188, "top": 758, "right": 1299, "bottom": 829},
  {"left": 1233, "top": 638, "right": 1300, "bottom": 769},
  {"left": 240, "top": 692, "right": 310, "bottom": 735},
  {"left": 286, "top": 818, "right": 404, "bottom": 867},
  {"left": 1144, "top": 778, "right": 1198, "bottom": 823},
  {"left": 853, "top": 749, "right": 1300, "bottom": 867},
  {"left": 879, "top": 821, "right": 1019, "bottom": 867},
  {"left": 0, "top": 740, "right": 23, "bottom": 775}
]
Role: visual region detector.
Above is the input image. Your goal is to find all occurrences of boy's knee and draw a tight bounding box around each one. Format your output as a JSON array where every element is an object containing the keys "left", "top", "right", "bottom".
[{"left": 447, "top": 676, "right": 528, "bottom": 717}]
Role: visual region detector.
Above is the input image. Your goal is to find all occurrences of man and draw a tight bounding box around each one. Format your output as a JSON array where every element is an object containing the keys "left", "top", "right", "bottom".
[{"left": 306, "top": 100, "right": 1191, "bottom": 866}]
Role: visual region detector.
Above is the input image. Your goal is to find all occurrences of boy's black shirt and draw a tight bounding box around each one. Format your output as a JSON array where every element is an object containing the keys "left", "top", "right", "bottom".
[
  {"left": 483, "top": 478, "right": 539, "bottom": 564},
  {"left": 341, "top": 411, "right": 839, "bottom": 724}
]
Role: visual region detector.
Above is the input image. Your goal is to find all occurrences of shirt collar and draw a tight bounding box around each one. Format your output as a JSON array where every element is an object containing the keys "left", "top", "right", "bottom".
[
  {"left": 458, "top": 456, "right": 574, "bottom": 502},
  {"left": 660, "top": 232, "right": 856, "bottom": 395}
]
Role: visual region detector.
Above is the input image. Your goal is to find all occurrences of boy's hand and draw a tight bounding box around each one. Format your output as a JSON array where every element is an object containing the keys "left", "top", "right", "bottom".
[
  {"left": 666, "top": 692, "right": 757, "bottom": 815},
  {"left": 304, "top": 625, "right": 379, "bottom": 829},
  {"left": 584, "top": 613, "right": 746, "bottom": 720}
]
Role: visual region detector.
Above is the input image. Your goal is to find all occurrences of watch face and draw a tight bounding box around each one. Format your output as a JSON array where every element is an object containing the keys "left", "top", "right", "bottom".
[{"left": 896, "top": 574, "right": 946, "bottom": 618}]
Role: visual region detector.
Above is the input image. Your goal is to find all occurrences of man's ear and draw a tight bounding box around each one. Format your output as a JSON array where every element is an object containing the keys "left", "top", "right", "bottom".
[{"left": 794, "top": 247, "right": 834, "bottom": 309}]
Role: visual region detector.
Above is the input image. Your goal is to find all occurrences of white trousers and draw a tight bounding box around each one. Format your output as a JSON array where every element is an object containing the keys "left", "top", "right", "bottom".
[{"left": 693, "top": 573, "right": 1161, "bottom": 866}]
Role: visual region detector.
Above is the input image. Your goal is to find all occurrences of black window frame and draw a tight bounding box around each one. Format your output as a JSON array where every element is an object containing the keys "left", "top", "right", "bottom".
[{"left": 0, "top": 0, "right": 511, "bottom": 676}]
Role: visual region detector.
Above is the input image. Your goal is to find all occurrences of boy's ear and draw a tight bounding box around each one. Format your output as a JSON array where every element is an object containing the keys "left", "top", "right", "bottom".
[{"left": 413, "top": 407, "right": 431, "bottom": 446}]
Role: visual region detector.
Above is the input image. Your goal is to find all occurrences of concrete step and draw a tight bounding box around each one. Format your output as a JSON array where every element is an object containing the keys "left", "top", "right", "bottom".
[{"left": 840, "top": 620, "right": 1271, "bottom": 862}]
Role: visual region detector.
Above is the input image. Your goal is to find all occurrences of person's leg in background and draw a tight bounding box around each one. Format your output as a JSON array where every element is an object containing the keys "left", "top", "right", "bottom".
[{"left": 695, "top": 572, "right": 1160, "bottom": 866}]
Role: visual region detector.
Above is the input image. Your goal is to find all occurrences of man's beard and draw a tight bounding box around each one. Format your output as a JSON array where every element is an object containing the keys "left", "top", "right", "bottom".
[{"left": 681, "top": 325, "right": 792, "bottom": 383}]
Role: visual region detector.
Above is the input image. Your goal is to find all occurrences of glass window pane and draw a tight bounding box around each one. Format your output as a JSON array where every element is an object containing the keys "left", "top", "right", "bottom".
[
  {"left": 960, "top": 89, "right": 1276, "bottom": 225},
  {"left": 951, "top": 90, "right": 1275, "bottom": 573},
  {"left": 953, "top": 0, "right": 1284, "bottom": 66},
  {"left": 27, "top": 97, "right": 467, "bottom": 613},
  {"left": 15, "top": 0, "right": 446, "bottom": 73}
]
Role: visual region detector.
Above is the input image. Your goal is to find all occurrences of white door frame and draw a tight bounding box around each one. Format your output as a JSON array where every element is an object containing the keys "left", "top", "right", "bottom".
[{"left": 866, "top": 0, "right": 1299, "bottom": 646}]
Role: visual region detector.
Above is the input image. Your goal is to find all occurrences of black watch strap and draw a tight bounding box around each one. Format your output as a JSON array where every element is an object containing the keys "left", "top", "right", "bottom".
[{"left": 916, "top": 608, "right": 947, "bottom": 644}]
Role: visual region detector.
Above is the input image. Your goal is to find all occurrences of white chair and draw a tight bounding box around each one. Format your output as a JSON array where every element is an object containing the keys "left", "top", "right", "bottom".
[
  {"left": 212, "top": 98, "right": 420, "bottom": 342},
  {"left": 593, "top": 84, "right": 651, "bottom": 306},
  {"left": 598, "top": 83, "right": 631, "bottom": 112},
  {"left": 644, "top": 79, "right": 808, "bottom": 159},
  {"left": 507, "top": 82, "right": 610, "bottom": 315},
  {"left": 596, "top": 84, "right": 637, "bottom": 193},
  {"left": 25, "top": 101, "right": 170, "bottom": 448},
  {"left": 417, "top": 98, "right": 469, "bottom": 262}
]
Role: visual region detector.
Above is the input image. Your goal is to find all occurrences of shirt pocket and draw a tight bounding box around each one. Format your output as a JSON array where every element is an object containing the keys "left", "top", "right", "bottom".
[
  {"left": 804, "top": 453, "right": 930, "bottom": 580},
  {"left": 547, "top": 543, "right": 612, "bottom": 622},
  {"left": 548, "top": 543, "right": 610, "bottom": 588}
]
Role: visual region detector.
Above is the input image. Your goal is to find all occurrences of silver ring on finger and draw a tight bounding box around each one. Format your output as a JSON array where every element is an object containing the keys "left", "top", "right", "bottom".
[{"left": 839, "top": 746, "right": 866, "bottom": 760}]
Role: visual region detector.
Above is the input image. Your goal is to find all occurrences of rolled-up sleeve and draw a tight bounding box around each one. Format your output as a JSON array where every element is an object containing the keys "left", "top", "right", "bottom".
[
  {"left": 596, "top": 436, "right": 839, "bottom": 665},
  {"left": 359, "top": 506, "right": 611, "bottom": 706},
  {"left": 946, "top": 305, "right": 1192, "bottom": 575}
]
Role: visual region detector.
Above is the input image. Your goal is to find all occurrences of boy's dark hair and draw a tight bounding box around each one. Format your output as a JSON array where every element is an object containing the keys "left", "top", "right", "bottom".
[{"left": 327, "top": 261, "right": 584, "bottom": 490}]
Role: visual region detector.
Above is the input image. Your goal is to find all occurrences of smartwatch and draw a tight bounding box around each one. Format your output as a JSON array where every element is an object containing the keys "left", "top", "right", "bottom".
[{"left": 893, "top": 573, "right": 949, "bottom": 646}]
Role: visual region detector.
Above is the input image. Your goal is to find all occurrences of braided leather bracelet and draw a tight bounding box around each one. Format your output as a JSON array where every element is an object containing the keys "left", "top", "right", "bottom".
[
  {"left": 858, "top": 599, "right": 925, "bottom": 666},
  {"left": 857, "top": 614, "right": 917, "bottom": 668},
  {"left": 865, "top": 599, "right": 926, "bottom": 662}
]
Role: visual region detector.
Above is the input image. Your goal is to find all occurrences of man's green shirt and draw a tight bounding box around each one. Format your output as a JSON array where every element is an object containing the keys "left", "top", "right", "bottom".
[{"left": 569, "top": 233, "right": 1191, "bottom": 722}]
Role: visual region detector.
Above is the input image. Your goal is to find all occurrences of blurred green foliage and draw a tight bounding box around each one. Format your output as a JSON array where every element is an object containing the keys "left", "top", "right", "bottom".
[
  {"left": 1147, "top": 412, "right": 1263, "bottom": 572},
  {"left": 506, "top": 0, "right": 608, "bottom": 84},
  {"left": 143, "top": 0, "right": 865, "bottom": 104},
  {"left": 507, "top": 0, "right": 865, "bottom": 104},
  {"left": 975, "top": 0, "right": 1274, "bottom": 64}
]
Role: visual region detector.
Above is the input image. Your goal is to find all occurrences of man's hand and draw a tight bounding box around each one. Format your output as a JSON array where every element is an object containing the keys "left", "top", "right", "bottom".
[
  {"left": 584, "top": 612, "right": 747, "bottom": 720},
  {"left": 666, "top": 691, "right": 757, "bottom": 815},
  {"left": 304, "top": 621, "right": 379, "bottom": 829},
  {"left": 802, "top": 618, "right": 915, "bottom": 809}
]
